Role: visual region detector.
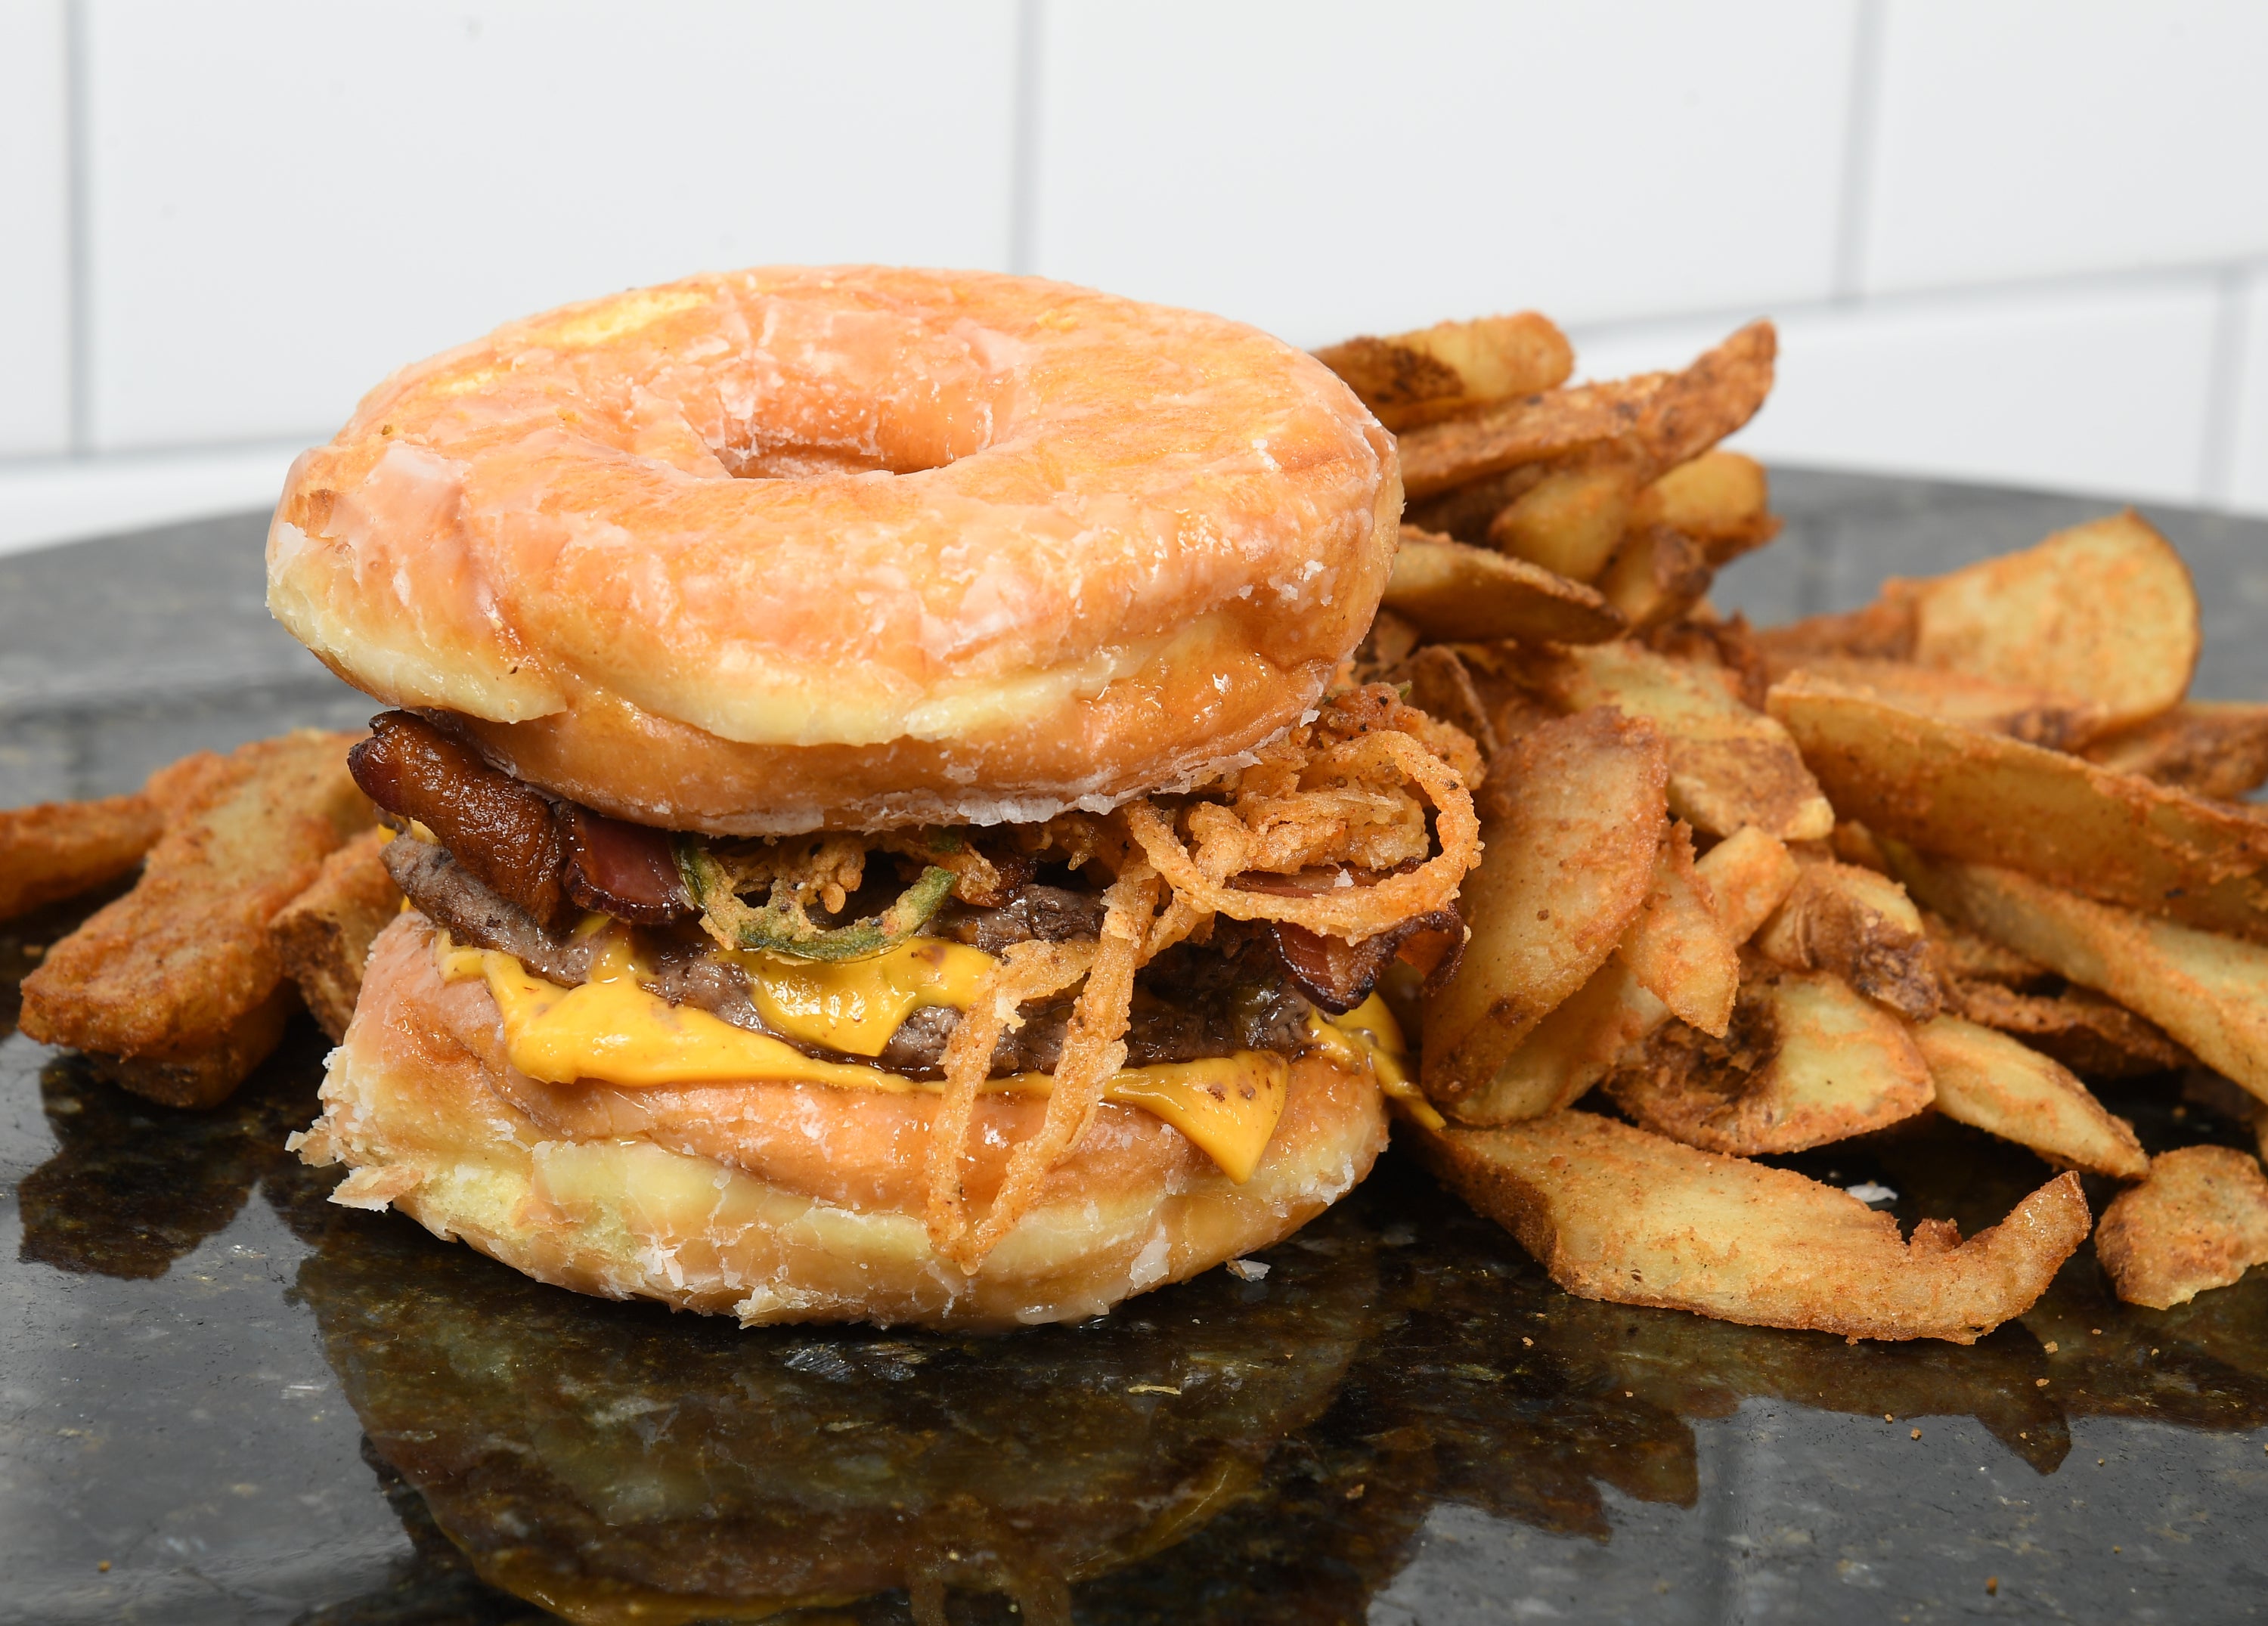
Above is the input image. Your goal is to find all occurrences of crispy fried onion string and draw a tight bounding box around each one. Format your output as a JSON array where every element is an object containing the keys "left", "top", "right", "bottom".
[
  {"left": 1126, "top": 729, "right": 1481, "bottom": 943},
  {"left": 925, "top": 864, "right": 1170, "bottom": 1272}
]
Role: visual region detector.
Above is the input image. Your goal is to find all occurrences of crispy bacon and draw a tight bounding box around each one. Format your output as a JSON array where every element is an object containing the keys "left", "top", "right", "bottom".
[
  {"left": 349, "top": 711, "right": 690, "bottom": 931},
  {"left": 1269, "top": 906, "right": 1465, "bottom": 1014}
]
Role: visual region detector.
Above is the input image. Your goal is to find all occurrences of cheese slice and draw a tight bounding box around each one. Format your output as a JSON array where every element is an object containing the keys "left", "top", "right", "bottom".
[{"left": 438, "top": 931, "right": 1403, "bottom": 1184}]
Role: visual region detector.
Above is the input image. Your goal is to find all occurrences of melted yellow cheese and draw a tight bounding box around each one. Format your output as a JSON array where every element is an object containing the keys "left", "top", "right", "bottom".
[
  {"left": 720, "top": 937, "right": 996, "bottom": 1057},
  {"left": 437, "top": 934, "right": 1409, "bottom": 1184},
  {"left": 1306, "top": 996, "right": 1442, "bottom": 1129}
]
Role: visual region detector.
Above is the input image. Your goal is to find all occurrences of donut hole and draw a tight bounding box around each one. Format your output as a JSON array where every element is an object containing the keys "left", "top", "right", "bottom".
[{"left": 720, "top": 444, "right": 903, "bottom": 481}]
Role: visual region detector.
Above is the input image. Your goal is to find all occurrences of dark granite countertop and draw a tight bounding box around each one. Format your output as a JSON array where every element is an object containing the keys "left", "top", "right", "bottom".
[{"left": 5, "top": 472, "right": 2268, "bottom": 1625}]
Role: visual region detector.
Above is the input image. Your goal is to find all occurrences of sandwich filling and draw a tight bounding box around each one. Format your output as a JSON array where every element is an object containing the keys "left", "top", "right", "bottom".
[{"left": 349, "top": 685, "right": 1481, "bottom": 1268}]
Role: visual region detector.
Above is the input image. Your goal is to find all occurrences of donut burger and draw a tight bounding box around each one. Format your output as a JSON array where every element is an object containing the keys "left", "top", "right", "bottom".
[{"left": 272, "top": 266, "right": 1480, "bottom": 1329}]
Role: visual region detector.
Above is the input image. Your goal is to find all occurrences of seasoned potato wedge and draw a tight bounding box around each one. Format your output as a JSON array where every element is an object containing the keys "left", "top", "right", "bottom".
[
  {"left": 1, "top": 793, "right": 166, "bottom": 921},
  {"left": 1383, "top": 527, "right": 1625, "bottom": 645},
  {"left": 2084, "top": 701, "right": 2268, "bottom": 801},
  {"left": 1597, "top": 523, "right": 1714, "bottom": 634},
  {"left": 1541, "top": 642, "right": 1833, "bottom": 841},
  {"left": 1618, "top": 823, "right": 1739, "bottom": 1036},
  {"left": 17, "top": 731, "right": 370, "bottom": 1105},
  {"left": 271, "top": 826, "right": 404, "bottom": 1043},
  {"left": 1907, "top": 511, "right": 2197, "bottom": 729},
  {"left": 1315, "top": 311, "right": 1573, "bottom": 432},
  {"left": 1411, "top": 1110, "right": 2091, "bottom": 1343},
  {"left": 1767, "top": 656, "right": 2112, "bottom": 751},
  {"left": 2096, "top": 1146, "right": 2268, "bottom": 1309},
  {"left": 1486, "top": 451, "right": 1641, "bottom": 582},
  {"left": 1889, "top": 844, "right": 2268, "bottom": 1101},
  {"left": 1753, "top": 859, "right": 1938, "bottom": 1021},
  {"left": 1771, "top": 673, "right": 2268, "bottom": 943},
  {"left": 1941, "top": 977, "right": 2194, "bottom": 1079},
  {"left": 1397, "top": 321, "right": 1775, "bottom": 500},
  {"left": 1627, "top": 450, "right": 1778, "bottom": 561},
  {"left": 1913, "top": 1015, "right": 2148, "bottom": 1178},
  {"left": 1451, "top": 828, "right": 1798, "bottom": 1126},
  {"left": 1422, "top": 709, "right": 1668, "bottom": 1105},
  {"left": 1606, "top": 971, "right": 1935, "bottom": 1155}
]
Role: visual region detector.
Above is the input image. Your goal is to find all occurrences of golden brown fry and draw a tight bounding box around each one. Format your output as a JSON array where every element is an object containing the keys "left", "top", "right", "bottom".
[
  {"left": 1940, "top": 977, "right": 2193, "bottom": 1079},
  {"left": 1383, "top": 528, "right": 1625, "bottom": 646},
  {"left": 1396, "top": 321, "right": 1777, "bottom": 501},
  {"left": 1597, "top": 524, "right": 1714, "bottom": 635},
  {"left": 88, "top": 987, "right": 297, "bottom": 1110},
  {"left": 1627, "top": 451, "right": 1779, "bottom": 562},
  {"left": 2096, "top": 1146, "right": 2268, "bottom": 1309},
  {"left": 1540, "top": 641, "right": 1833, "bottom": 842},
  {"left": 1753, "top": 859, "right": 1939, "bottom": 1021},
  {"left": 1771, "top": 673, "right": 2268, "bottom": 943},
  {"left": 1766, "top": 656, "right": 2112, "bottom": 751},
  {"left": 1890, "top": 845, "right": 2268, "bottom": 1100},
  {"left": 2084, "top": 702, "right": 2268, "bottom": 801},
  {"left": 1606, "top": 971, "right": 1935, "bottom": 1155},
  {"left": 1486, "top": 449, "right": 1642, "bottom": 582},
  {"left": 1451, "top": 828, "right": 1798, "bottom": 1126},
  {"left": 18, "top": 731, "right": 370, "bottom": 1104},
  {"left": 271, "top": 827, "right": 404, "bottom": 1043},
  {"left": 1906, "top": 512, "right": 2197, "bottom": 729},
  {"left": 1618, "top": 823, "right": 1738, "bottom": 1037},
  {"left": 1422, "top": 710, "right": 1668, "bottom": 1106},
  {"left": 1411, "top": 1110, "right": 2091, "bottom": 1343},
  {"left": 1922, "top": 909, "right": 2050, "bottom": 987},
  {"left": 1314, "top": 311, "right": 1573, "bottom": 432},
  {"left": 0, "top": 792, "right": 164, "bottom": 921},
  {"left": 1911, "top": 1015, "right": 2148, "bottom": 1179},
  {"left": 1751, "top": 595, "right": 1919, "bottom": 668}
]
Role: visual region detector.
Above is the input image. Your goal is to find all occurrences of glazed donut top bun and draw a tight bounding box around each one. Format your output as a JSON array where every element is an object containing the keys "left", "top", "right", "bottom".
[{"left": 268, "top": 267, "right": 1399, "bottom": 833}]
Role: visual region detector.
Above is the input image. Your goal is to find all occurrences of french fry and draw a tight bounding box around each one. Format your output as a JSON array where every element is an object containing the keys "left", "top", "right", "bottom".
[
  {"left": 1540, "top": 641, "right": 1833, "bottom": 841},
  {"left": 1757, "top": 513, "right": 2197, "bottom": 730},
  {"left": 1912, "top": 1015, "right": 2149, "bottom": 1179},
  {"left": 2084, "top": 702, "right": 2268, "bottom": 801},
  {"left": 1905, "top": 512, "right": 2197, "bottom": 729},
  {"left": 1596, "top": 524, "right": 1713, "bottom": 635},
  {"left": 1888, "top": 844, "right": 2268, "bottom": 1101},
  {"left": 1396, "top": 321, "right": 1776, "bottom": 501},
  {"left": 1941, "top": 977, "right": 2194, "bottom": 1079},
  {"left": 1410, "top": 1110, "right": 2091, "bottom": 1343},
  {"left": 1923, "top": 908, "right": 2050, "bottom": 987},
  {"left": 2096, "top": 1147, "right": 2268, "bottom": 1309},
  {"left": 1617, "top": 823, "right": 1738, "bottom": 1036},
  {"left": 271, "top": 827, "right": 404, "bottom": 1043},
  {"left": 1771, "top": 673, "right": 2268, "bottom": 943},
  {"left": 1606, "top": 971, "right": 1935, "bottom": 1155},
  {"left": 1, "top": 793, "right": 166, "bottom": 921},
  {"left": 1766, "top": 656, "right": 2112, "bottom": 751},
  {"left": 1421, "top": 710, "right": 1668, "bottom": 1106},
  {"left": 1485, "top": 450, "right": 1641, "bottom": 582},
  {"left": 17, "top": 731, "right": 370, "bottom": 1107},
  {"left": 1752, "top": 859, "right": 1939, "bottom": 1021},
  {"left": 1626, "top": 451, "right": 1779, "bottom": 562},
  {"left": 1383, "top": 527, "right": 1625, "bottom": 645},
  {"left": 1315, "top": 311, "right": 1574, "bottom": 432},
  {"left": 1449, "top": 827, "right": 1798, "bottom": 1126}
]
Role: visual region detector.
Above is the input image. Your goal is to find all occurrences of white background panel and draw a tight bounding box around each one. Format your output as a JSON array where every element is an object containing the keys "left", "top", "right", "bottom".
[
  {"left": 1864, "top": 1, "right": 2268, "bottom": 292},
  {"left": 0, "top": 443, "right": 301, "bottom": 560},
  {"left": 1028, "top": 0, "right": 1860, "bottom": 345},
  {"left": 2229, "top": 271, "right": 2268, "bottom": 514},
  {"left": 80, "top": 0, "right": 1018, "bottom": 451},
  {"left": 0, "top": 0, "right": 71, "bottom": 456},
  {"left": 1750, "top": 280, "right": 2222, "bottom": 503}
]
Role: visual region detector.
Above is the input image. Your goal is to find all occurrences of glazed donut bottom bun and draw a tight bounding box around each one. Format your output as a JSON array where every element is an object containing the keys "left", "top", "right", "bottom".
[{"left": 300, "top": 916, "right": 1390, "bottom": 1331}]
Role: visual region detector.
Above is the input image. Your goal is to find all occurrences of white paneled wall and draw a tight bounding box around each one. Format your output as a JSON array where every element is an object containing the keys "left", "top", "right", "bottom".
[{"left": 2, "top": 0, "right": 2263, "bottom": 556}]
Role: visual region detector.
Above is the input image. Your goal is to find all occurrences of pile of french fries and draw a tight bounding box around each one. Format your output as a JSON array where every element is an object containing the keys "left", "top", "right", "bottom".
[
  {"left": 2, "top": 735, "right": 398, "bottom": 1104},
  {"left": 8, "top": 308, "right": 2268, "bottom": 1348},
  {"left": 1318, "top": 311, "right": 2268, "bottom": 1339}
]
